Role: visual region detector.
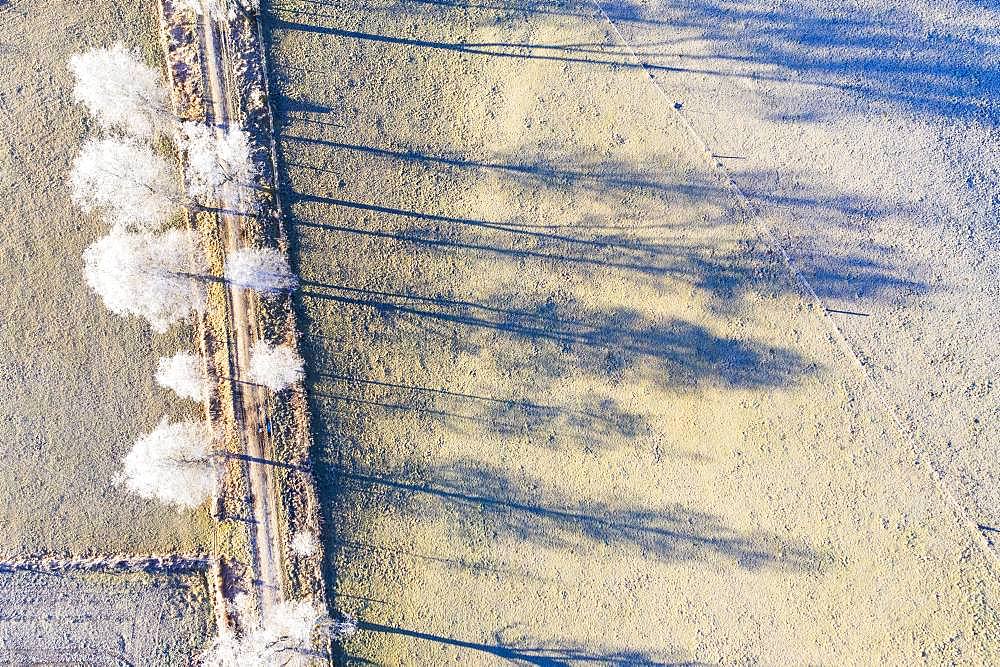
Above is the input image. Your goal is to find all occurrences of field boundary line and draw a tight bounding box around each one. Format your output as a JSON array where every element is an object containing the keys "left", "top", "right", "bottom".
[{"left": 0, "top": 553, "right": 214, "bottom": 575}]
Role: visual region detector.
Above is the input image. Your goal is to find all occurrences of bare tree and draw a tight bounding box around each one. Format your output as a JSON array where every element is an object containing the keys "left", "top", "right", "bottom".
[
  {"left": 224, "top": 247, "right": 298, "bottom": 294},
  {"left": 83, "top": 229, "right": 207, "bottom": 333},
  {"left": 178, "top": 121, "right": 259, "bottom": 204},
  {"left": 69, "top": 43, "right": 175, "bottom": 138},
  {"left": 69, "top": 137, "right": 184, "bottom": 231},
  {"left": 156, "top": 351, "right": 209, "bottom": 402},
  {"left": 248, "top": 341, "right": 304, "bottom": 391},
  {"left": 119, "top": 417, "right": 217, "bottom": 509}
]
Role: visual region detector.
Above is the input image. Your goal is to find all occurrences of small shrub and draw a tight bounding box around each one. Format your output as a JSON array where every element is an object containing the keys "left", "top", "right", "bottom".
[
  {"left": 224, "top": 247, "right": 297, "bottom": 294},
  {"left": 179, "top": 121, "right": 258, "bottom": 203},
  {"left": 289, "top": 530, "right": 319, "bottom": 557},
  {"left": 248, "top": 341, "right": 304, "bottom": 391},
  {"left": 177, "top": 0, "right": 261, "bottom": 20},
  {"left": 198, "top": 599, "right": 326, "bottom": 666},
  {"left": 155, "top": 351, "right": 208, "bottom": 402}
]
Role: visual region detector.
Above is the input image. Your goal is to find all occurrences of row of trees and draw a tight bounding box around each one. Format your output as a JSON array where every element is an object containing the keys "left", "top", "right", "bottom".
[
  {"left": 69, "top": 42, "right": 305, "bottom": 503},
  {"left": 68, "top": 40, "right": 334, "bottom": 662}
]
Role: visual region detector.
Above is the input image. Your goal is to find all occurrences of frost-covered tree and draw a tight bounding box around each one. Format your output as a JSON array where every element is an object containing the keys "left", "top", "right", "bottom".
[
  {"left": 224, "top": 247, "right": 297, "bottom": 293},
  {"left": 156, "top": 351, "right": 208, "bottom": 402},
  {"left": 69, "top": 137, "right": 183, "bottom": 231},
  {"left": 69, "top": 43, "right": 174, "bottom": 138},
  {"left": 178, "top": 121, "right": 258, "bottom": 202},
  {"left": 289, "top": 530, "right": 319, "bottom": 557},
  {"left": 330, "top": 614, "right": 359, "bottom": 641},
  {"left": 248, "top": 341, "right": 304, "bottom": 391},
  {"left": 177, "top": 0, "right": 261, "bottom": 20},
  {"left": 120, "top": 417, "right": 216, "bottom": 508},
  {"left": 199, "top": 599, "right": 326, "bottom": 666},
  {"left": 83, "top": 229, "right": 207, "bottom": 333}
]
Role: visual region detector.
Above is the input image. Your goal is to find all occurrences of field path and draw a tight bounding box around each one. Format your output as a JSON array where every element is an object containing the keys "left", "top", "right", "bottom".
[{"left": 198, "top": 10, "right": 285, "bottom": 616}]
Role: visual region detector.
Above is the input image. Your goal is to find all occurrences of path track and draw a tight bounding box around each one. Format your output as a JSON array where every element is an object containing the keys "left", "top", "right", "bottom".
[{"left": 198, "top": 10, "right": 285, "bottom": 617}]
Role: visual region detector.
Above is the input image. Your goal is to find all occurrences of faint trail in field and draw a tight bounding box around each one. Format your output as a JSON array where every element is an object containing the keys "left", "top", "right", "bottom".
[{"left": 590, "top": 1, "right": 1000, "bottom": 572}]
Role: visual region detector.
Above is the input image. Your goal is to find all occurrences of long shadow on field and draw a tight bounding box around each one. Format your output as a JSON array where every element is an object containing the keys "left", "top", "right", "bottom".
[
  {"left": 292, "top": 0, "right": 665, "bottom": 27},
  {"left": 334, "top": 463, "right": 820, "bottom": 571},
  {"left": 268, "top": 4, "right": 931, "bottom": 309},
  {"left": 261, "top": 0, "right": 941, "bottom": 658},
  {"left": 354, "top": 620, "right": 696, "bottom": 666},
  {"left": 298, "top": 281, "right": 811, "bottom": 389},
  {"left": 279, "top": 154, "right": 926, "bottom": 305},
  {"left": 310, "top": 371, "right": 666, "bottom": 447},
  {"left": 276, "top": 0, "right": 1000, "bottom": 122},
  {"left": 269, "top": 16, "right": 696, "bottom": 75}
]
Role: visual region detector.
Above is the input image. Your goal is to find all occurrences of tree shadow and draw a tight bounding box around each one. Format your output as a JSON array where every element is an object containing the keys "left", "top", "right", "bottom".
[
  {"left": 308, "top": 371, "right": 675, "bottom": 450},
  {"left": 334, "top": 537, "right": 556, "bottom": 581},
  {"left": 352, "top": 620, "right": 703, "bottom": 666},
  {"left": 284, "top": 0, "right": 671, "bottom": 28},
  {"left": 647, "top": 0, "right": 1000, "bottom": 122},
  {"left": 267, "top": 15, "right": 695, "bottom": 74},
  {"left": 332, "top": 461, "right": 821, "bottom": 571},
  {"left": 298, "top": 281, "right": 812, "bottom": 389},
  {"left": 273, "top": 0, "right": 1000, "bottom": 122},
  {"left": 260, "top": 1, "right": 916, "bottom": 659},
  {"left": 278, "top": 137, "right": 928, "bottom": 306}
]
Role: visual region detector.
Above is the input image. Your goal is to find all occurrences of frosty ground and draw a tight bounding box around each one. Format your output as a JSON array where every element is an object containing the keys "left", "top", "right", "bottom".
[
  {"left": 265, "top": 0, "right": 1000, "bottom": 662},
  {"left": 0, "top": 569, "right": 211, "bottom": 665},
  {"left": 0, "top": 1, "right": 212, "bottom": 661},
  {"left": 0, "top": 0, "right": 211, "bottom": 555}
]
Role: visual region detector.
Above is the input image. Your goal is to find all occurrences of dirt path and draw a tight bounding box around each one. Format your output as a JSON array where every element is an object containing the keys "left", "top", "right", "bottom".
[{"left": 198, "top": 10, "right": 284, "bottom": 615}]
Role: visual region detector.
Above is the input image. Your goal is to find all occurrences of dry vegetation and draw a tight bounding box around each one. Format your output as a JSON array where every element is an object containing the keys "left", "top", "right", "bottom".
[
  {"left": 264, "top": 0, "right": 1000, "bottom": 663},
  {"left": 0, "top": 1, "right": 223, "bottom": 661}
]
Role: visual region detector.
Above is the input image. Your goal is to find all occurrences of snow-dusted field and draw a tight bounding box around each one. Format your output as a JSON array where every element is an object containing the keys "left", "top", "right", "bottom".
[
  {"left": 265, "top": 0, "right": 1000, "bottom": 662},
  {"left": 0, "top": 570, "right": 211, "bottom": 665},
  {"left": 609, "top": 0, "right": 1000, "bottom": 557}
]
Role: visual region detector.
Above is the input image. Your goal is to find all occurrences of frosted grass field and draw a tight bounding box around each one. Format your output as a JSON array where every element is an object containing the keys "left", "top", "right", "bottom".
[{"left": 0, "top": 0, "right": 212, "bottom": 555}]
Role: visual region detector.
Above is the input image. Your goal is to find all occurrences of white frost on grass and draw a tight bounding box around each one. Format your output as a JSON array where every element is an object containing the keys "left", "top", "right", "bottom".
[
  {"left": 248, "top": 341, "right": 304, "bottom": 392},
  {"left": 290, "top": 531, "right": 319, "bottom": 557},
  {"left": 224, "top": 247, "right": 297, "bottom": 294},
  {"left": 83, "top": 229, "right": 207, "bottom": 333},
  {"left": 69, "top": 43, "right": 174, "bottom": 138},
  {"left": 156, "top": 351, "right": 208, "bottom": 402},
  {"left": 69, "top": 137, "right": 182, "bottom": 232},
  {"left": 179, "top": 121, "right": 258, "bottom": 202},
  {"left": 198, "top": 599, "right": 325, "bottom": 667},
  {"left": 120, "top": 417, "right": 216, "bottom": 509}
]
